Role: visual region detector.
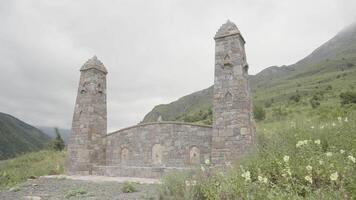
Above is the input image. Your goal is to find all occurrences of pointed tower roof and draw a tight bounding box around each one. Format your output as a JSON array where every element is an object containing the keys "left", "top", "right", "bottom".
[
  {"left": 214, "top": 20, "right": 244, "bottom": 42},
  {"left": 80, "top": 55, "right": 108, "bottom": 74}
]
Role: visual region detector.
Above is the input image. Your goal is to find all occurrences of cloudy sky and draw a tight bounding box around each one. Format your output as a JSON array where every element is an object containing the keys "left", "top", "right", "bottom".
[{"left": 0, "top": 0, "right": 355, "bottom": 131}]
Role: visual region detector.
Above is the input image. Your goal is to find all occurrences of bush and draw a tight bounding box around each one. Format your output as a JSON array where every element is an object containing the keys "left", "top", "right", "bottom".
[
  {"left": 48, "top": 128, "right": 65, "bottom": 151},
  {"left": 340, "top": 91, "right": 356, "bottom": 105},
  {"left": 121, "top": 182, "right": 137, "bottom": 193},
  {"left": 289, "top": 93, "right": 301, "bottom": 103},
  {"left": 253, "top": 105, "right": 266, "bottom": 121},
  {"left": 310, "top": 95, "right": 321, "bottom": 109}
]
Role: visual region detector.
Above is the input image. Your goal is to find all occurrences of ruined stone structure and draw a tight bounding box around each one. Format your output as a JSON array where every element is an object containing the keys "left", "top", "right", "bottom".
[{"left": 65, "top": 21, "right": 255, "bottom": 178}]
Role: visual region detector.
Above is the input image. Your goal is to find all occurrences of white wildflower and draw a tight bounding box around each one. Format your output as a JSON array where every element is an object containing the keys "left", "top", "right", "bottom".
[
  {"left": 344, "top": 117, "right": 348, "bottom": 122},
  {"left": 285, "top": 167, "right": 292, "bottom": 176},
  {"left": 326, "top": 152, "right": 333, "bottom": 157},
  {"left": 201, "top": 166, "right": 205, "bottom": 172},
  {"left": 314, "top": 139, "right": 321, "bottom": 145},
  {"left": 241, "top": 171, "right": 251, "bottom": 181},
  {"left": 319, "top": 160, "right": 324, "bottom": 165},
  {"left": 296, "top": 140, "right": 309, "bottom": 148},
  {"left": 320, "top": 125, "right": 325, "bottom": 129},
  {"left": 311, "top": 126, "right": 314, "bottom": 129},
  {"left": 185, "top": 180, "right": 197, "bottom": 186},
  {"left": 304, "top": 175, "right": 313, "bottom": 184},
  {"left": 330, "top": 172, "right": 338, "bottom": 181},
  {"left": 258, "top": 176, "right": 268, "bottom": 183},
  {"left": 262, "top": 177, "right": 268, "bottom": 183},
  {"left": 283, "top": 155, "right": 290, "bottom": 163},
  {"left": 332, "top": 122, "right": 336, "bottom": 127},
  {"left": 340, "top": 149, "right": 345, "bottom": 154},
  {"left": 337, "top": 117, "right": 342, "bottom": 122},
  {"left": 348, "top": 155, "right": 356, "bottom": 163},
  {"left": 225, "top": 161, "right": 232, "bottom": 167},
  {"left": 205, "top": 159, "right": 210, "bottom": 165},
  {"left": 306, "top": 165, "right": 313, "bottom": 171}
]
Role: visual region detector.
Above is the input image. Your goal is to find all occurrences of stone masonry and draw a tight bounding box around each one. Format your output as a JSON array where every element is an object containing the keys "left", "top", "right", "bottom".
[
  {"left": 211, "top": 21, "right": 256, "bottom": 165},
  {"left": 65, "top": 20, "right": 255, "bottom": 178},
  {"left": 65, "top": 56, "right": 108, "bottom": 175}
]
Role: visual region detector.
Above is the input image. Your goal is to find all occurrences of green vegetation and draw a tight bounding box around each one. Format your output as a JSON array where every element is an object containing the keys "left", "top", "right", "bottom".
[
  {"left": 121, "top": 181, "right": 138, "bottom": 193},
  {"left": 340, "top": 91, "right": 356, "bottom": 105},
  {"left": 160, "top": 111, "right": 356, "bottom": 199},
  {"left": 0, "top": 150, "right": 65, "bottom": 187},
  {"left": 253, "top": 105, "right": 266, "bottom": 121},
  {"left": 0, "top": 112, "right": 51, "bottom": 160},
  {"left": 48, "top": 128, "right": 65, "bottom": 151},
  {"left": 65, "top": 188, "right": 93, "bottom": 199}
]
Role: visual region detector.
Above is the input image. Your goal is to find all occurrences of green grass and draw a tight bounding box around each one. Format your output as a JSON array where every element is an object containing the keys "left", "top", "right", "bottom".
[
  {"left": 65, "top": 188, "right": 93, "bottom": 199},
  {"left": 0, "top": 150, "right": 65, "bottom": 187},
  {"left": 121, "top": 181, "right": 138, "bottom": 193},
  {"left": 160, "top": 110, "right": 356, "bottom": 199}
]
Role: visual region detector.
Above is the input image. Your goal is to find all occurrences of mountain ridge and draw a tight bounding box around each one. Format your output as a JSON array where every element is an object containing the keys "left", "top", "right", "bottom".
[
  {"left": 142, "top": 23, "right": 356, "bottom": 123},
  {"left": 0, "top": 112, "right": 51, "bottom": 160}
]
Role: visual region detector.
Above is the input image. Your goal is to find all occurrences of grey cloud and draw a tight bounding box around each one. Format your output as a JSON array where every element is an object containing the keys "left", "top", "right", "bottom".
[{"left": 0, "top": 0, "right": 355, "bottom": 131}]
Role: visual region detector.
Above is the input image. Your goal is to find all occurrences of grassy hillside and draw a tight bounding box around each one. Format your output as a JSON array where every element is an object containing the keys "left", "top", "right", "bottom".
[
  {"left": 142, "top": 23, "right": 356, "bottom": 124},
  {"left": 0, "top": 113, "right": 51, "bottom": 160},
  {"left": 160, "top": 111, "right": 356, "bottom": 199},
  {"left": 0, "top": 150, "right": 65, "bottom": 187}
]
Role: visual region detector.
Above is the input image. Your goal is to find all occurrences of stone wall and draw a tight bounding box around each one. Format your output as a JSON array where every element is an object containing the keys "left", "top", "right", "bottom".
[{"left": 96, "top": 122, "right": 212, "bottom": 178}]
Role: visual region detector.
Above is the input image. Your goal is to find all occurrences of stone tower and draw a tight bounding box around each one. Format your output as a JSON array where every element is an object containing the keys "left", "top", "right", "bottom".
[
  {"left": 211, "top": 21, "right": 255, "bottom": 165},
  {"left": 65, "top": 56, "right": 108, "bottom": 175}
]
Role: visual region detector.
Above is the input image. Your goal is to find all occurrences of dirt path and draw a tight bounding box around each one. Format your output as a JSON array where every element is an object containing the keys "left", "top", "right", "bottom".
[{"left": 0, "top": 176, "right": 160, "bottom": 200}]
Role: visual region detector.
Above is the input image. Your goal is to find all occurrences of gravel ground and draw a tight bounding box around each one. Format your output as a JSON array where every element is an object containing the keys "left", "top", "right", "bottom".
[{"left": 0, "top": 177, "right": 160, "bottom": 200}]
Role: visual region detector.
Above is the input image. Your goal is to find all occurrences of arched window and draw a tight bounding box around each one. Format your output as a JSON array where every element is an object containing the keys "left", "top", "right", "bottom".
[
  {"left": 152, "top": 144, "right": 163, "bottom": 165},
  {"left": 190, "top": 146, "right": 200, "bottom": 165},
  {"left": 121, "top": 148, "right": 129, "bottom": 164},
  {"left": 223, "top": 54, "right": 232, "bottom": 67}
]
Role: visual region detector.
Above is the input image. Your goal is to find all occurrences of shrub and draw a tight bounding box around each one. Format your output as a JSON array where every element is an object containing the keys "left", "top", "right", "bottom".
[
  {"left": 253, "top": 105, "right": 266, "bottom": 121},
  {"left": 326, "top": 85, "right": 332, "bottom": 90},
  {"left": 264, "top": 99, "right": 273, "bottom": 108},
  {"left": 48, "top": 128, "right": 65, "bottom": 151},
  {"left": 289, "top": 93, "right": 301, "bottom": 103},
  {"left": 340, "top": 91, "right": 356, "bottom": 105},
  {"left": 121, "top": 182, "right": 137, "bottom": 193},
  {"left": 310, "top": 95, "right": 321, "bottom": 109}
]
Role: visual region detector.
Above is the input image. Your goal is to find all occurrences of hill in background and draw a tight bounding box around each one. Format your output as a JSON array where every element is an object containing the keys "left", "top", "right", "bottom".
[
  {"left": 142, "top": 23, "right": 356, "bottom": 124},
  {"left": 0, "top": 112, "right": 51, "bottom": 160}
]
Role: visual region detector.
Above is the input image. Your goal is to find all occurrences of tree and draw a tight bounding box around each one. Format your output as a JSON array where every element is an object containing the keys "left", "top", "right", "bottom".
[
  {"left": 49, "top": 128, "right": 65, "bottom": 151},
  {"left": 253, "top": 105, "right": 266, "bottom": 121}
]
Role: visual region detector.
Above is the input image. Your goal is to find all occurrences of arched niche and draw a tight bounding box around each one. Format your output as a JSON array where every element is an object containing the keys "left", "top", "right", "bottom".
[
  {"left": 121, "top": 148, "right": 129, "bottom": 165},
  {"left": 189, "top": 146, "right": 200, "bottom": 165},
  {"left": 152, "top": 144, "right": 163, "bottom": 165}
]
